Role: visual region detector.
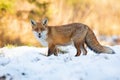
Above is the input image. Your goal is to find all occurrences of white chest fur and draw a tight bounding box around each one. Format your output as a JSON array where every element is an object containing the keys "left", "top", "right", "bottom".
[{"left": 33, "top": 31, "right": 48, "bottom": 47}]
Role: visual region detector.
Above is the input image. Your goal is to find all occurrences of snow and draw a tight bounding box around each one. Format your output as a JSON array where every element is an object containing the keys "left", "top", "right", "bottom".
[{"left": 0, "top": 45, "right": 120, "bottom": 80}]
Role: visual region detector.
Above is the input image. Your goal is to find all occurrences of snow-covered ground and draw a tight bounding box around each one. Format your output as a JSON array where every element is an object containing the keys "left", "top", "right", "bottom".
[{"left": 0, "top": 45, "right": 120, "bottom": 80}]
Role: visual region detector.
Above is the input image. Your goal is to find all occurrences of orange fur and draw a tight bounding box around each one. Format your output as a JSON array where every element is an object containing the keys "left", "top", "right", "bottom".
[{"left": 31, "top": 18, "right": 115, "bottom": 56}]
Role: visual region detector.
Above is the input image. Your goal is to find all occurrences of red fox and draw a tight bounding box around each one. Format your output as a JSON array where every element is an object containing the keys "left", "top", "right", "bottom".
[{"left": 30, "top": 18, "right": 115, "bottom": 56}]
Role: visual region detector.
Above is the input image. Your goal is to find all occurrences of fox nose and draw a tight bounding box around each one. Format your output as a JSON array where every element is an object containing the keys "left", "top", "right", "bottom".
[{"left": 38, "top": 33, "right": 41, "bottom": 38}]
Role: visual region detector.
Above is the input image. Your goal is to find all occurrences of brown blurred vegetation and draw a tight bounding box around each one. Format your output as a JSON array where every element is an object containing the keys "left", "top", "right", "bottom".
[{"left": 0, "top": 0, "right": 120, "bottom": 47}]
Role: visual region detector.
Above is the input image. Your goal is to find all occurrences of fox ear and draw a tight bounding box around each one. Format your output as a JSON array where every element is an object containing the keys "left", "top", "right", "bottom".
[
  {"left": 30, "top": 19, "right": 36, "bottom": 26},
  {"left": 42, "top": 18, "right": 48, "bottom": 26}
]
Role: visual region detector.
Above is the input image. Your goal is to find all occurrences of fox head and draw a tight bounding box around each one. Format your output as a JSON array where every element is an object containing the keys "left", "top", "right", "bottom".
[
  {"left": 30, "top": 18, "right": 48, "bottom": 38},
  {"left": 30, "top": 18, "right": 48, "bottom": 47}
]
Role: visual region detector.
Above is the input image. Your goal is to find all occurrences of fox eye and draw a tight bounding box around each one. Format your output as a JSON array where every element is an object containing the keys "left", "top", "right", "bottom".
[
  {"left": 34, "top": 27, "right": 39, "bottom": 31},
  {"left": 41, "top": 28, "right": 45, "bottom": 31}
]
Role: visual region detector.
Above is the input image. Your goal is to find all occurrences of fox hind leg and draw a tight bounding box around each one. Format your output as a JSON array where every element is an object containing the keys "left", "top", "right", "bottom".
[
  {"left": 81, "top": 43, "right": 87, "bottom": 55},
  {"left": 74, "top": 42, "right": 81, "bottom": 56}
]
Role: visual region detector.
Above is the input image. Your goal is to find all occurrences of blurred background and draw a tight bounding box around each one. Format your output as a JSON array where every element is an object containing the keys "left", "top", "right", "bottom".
[{"left": 0, "top": 0, "right": 120, "bottom": 47}]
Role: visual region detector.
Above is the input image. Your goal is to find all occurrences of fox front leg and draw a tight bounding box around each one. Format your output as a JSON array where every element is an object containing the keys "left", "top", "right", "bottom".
[{"left": 48, "top": 44, "right": 58, "bottom": 56}]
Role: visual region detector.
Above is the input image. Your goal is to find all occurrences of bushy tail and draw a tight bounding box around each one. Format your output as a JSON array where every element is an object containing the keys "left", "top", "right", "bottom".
[{"left": 85, "top": 28, "right": 115, "bottom": 54}]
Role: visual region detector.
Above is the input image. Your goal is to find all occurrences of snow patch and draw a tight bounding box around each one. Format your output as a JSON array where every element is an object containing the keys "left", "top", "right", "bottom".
[{"left": 0, "top": 45, "right": 120, "bottom": 80}]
